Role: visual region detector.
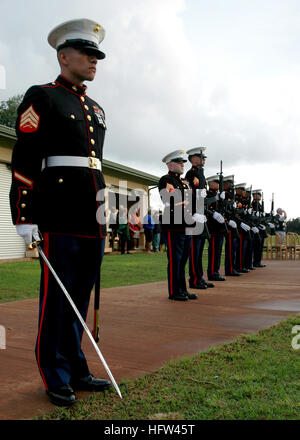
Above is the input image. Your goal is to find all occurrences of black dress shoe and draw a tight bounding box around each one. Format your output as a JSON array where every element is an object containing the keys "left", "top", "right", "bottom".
[
  {"left": 189, "top": 283, "right": 207, "bottom": 289},
  {"left": 253, "top": 263, "right": 266, "bottom": 268},
  {"left": 183, "top": 291, "right": 198, "bottom": 300},
  {"left": 208, "top": 275, "right": 226, "bottom": 281},
  {"left": 205, "top": 281, "right": 215, "bottom": 288},
  {"left": 169, "top": 292, "right": 188, "bottom": 301},
  {"left": 72, "top": 375, "right": 112, "bottom": 392},
  {"left": 46, "top": 384, "right": 76, "bottom": 407},
  {"left": 225, "top": 270, "right": 241, "bottom": 276},
  {"left": 247, "top": 266, "right": 256, "bottom": 270},
  {"left": 240, "top": 268, "right": 250, "bottom": 273}
]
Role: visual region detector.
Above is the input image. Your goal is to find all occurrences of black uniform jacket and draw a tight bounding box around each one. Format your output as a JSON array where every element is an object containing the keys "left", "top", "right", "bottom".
[
  {"left": 223, "top": 190, "right": 240, "bottom": 238},
  {"left": 159, "top": 171, "right": 194, "bottom": 232},
  {"left": 185, "top": 165, "right": 206, "bottom": 213},
  {"left": 185, "top": 166, "right": 206, "bottom": 191},
  {"left": 251, "top": 200, "right": 268, "bottom": 238},
  {"left": 234, "top": 196, "right": 251, "bottom": 237},
  {"left": 10, "top": 75, "right": 107, "bottom": 238},
  {"left": 206, "top": 189, "right": 227, "bottom": 235}
]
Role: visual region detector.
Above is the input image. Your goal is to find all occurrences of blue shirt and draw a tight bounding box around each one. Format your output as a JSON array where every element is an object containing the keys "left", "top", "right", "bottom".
[{"left": 143, "top": 214, "right": 155, "bottom": 230}]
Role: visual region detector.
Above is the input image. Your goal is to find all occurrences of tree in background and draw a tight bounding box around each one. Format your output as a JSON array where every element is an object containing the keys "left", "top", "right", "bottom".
[
  {"left": 286, "top": 218, "right": 300, "bottom": 234},
  {"left": 0, "top": 94, "right": 23, "bottom": 128}
]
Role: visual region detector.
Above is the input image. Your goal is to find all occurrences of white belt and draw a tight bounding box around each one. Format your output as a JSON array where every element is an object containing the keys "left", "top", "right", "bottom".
[{"left": 42, "top": 156, "right": 102, "bottom": 171}]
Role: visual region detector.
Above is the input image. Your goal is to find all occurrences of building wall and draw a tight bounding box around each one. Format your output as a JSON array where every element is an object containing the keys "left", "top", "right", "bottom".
[{"left": 0, "top": 146, "right": 11, "bottom": 163}]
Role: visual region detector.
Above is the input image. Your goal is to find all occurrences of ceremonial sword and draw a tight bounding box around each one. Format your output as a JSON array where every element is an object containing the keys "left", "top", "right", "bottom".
[{"left": 30, "top": 240, "right": 122, "bottom": 399}]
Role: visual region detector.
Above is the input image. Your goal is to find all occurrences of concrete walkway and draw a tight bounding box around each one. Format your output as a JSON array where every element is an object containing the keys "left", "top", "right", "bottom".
[{"left": 0, "top": 259, "right": 300, "bottom": 420}]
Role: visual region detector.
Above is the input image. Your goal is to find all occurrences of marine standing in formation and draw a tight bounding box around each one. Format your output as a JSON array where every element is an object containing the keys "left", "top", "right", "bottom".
[
  {"left": 10, "top": 18, "right": 111, "bottom": 406},
  {"left": 158, "top": 150, "right": 201, "bottom": 301},
  {"left": 185, "top": 147, "right": 214, "bottom": 290},
  {"left": 251, "top": 190, "right": 267, "bottom": 268},
  {"left": 206, "top": 175, "right": 226, "bottom": 281},
  {"left": 223, "top": 176, "right": 240, "bottom": 276},
  {"left": 233, "top": 183, "right": 251, "bottom": 273}
]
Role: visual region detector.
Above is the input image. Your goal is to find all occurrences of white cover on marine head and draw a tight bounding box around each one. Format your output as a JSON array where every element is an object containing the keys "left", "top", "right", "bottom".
[
  {"left": 224, "top": 175, "right": 234, "bottom": 181},
  {"left": 206, "top": 175, "right": 219, "bottom": 183},
  {"left": 162, "top": 149, "right": 186, "bottom": 163},
  {"left": 48, "top": 18, "right": 105, "bottom": 50},
  {"left": 252, "top": 189, "right": 262, "bottom": 194},
  {"left": 186, "top": 146, "right": 206, "bottom": 156},
  {"left": 235, "top": 183, "right": 247, "bottom": 188}
]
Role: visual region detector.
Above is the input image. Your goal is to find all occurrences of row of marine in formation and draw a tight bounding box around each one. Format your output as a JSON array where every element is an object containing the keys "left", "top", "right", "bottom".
[{"left": 158, "top": 147, "right": 284, "bottom": 301}]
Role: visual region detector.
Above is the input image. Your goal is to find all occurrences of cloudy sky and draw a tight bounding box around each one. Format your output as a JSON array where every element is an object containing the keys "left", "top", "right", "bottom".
[{"left": 0, "top": 0, "right": 299, "bottom": 217}]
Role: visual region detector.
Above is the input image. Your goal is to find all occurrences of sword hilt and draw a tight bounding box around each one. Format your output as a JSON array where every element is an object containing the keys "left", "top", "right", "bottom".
[
  {"left": 28, "top": 240, "right": 41, "bottom": 250},
  {"left": 28, "top": 231, "right": 43, "bottom": 250}
]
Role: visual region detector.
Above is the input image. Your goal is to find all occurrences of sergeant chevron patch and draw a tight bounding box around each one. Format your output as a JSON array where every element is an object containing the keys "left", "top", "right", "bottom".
[
  {"left": 166, "top": 183, "right": 175, "bottom": 193},
  {"left": 19, "top": 105, "right": 40, "bottom": 133}
]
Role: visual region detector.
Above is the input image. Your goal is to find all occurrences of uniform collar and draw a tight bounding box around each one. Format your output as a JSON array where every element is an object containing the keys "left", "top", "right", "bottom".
[
  {"left": 168, "top": 171, "right": 181, "bottom": 178},
  {"left": 55, "top": 75, "right": 87, "bottom": 95}
]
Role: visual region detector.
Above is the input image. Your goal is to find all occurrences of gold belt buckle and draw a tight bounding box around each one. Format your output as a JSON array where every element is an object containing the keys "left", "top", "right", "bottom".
[{"left": 88, "top": 157, "right": 98, "bottom": 169}]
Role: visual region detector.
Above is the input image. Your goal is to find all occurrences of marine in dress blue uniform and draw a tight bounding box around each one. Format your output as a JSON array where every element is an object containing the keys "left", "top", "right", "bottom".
[
  {"left": 251, "top": 190, "right": 267, "bottom": 268},
  {"left": 10, "top": 19, "right": 111, "bottom": 406},
  {"left": 233, "top": 183, "right": 251, "bottom": 273},
  {"left": 223, "top": 176, "right": 241, "bottom": 276},
  {"left": 206, "top": 176, "right": 227, "bottom": 281},
  {"left": 243, "top": 187, "right": 256, "bottom": 271},
  {"left": 185, "top": 147, "right": 214, "bottom": 290},
  {"left": 159, "top": 150, "right": 198, "bottom": 301}
]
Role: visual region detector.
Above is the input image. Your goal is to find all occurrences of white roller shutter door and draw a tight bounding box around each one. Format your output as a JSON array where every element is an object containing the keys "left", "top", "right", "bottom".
[{"left": 0, "top": 162, "right": 26, "bottom": 259}]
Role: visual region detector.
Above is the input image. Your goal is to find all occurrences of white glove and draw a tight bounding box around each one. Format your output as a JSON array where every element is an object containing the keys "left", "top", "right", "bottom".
[
  {"left": 244, "top": 209, "right": 247, "bottom": 215},
  {"left": 248, "top": 208, "right": 252, "bottom": 214},
  {"left": 200, "top": 188, "right": 207, "bottom": 198},
  {"left": 251, "top": 227, "right": 259, "bottom": 234},
  {"left": 213, "top": 212, "right": 225, "bottom": 224},
  {"left": 16, "top": 224, "right": 40, "bottom": 245},
  {"left": 259, "top": 224, "right": 266, "bottom": 230},
  {"left": 228, "top": 220, "right": 237, "bottom": 228},
  {"left": 279, "top": 214, "right": 285, "bottom": 221},
  {"left": 256, "top": 212, "right": 260, "bottom": 217},
  {"left": 233, "top": 202, "right": 237, "bottom": 209},
  {"left": 241, "top": 222, "right": 250, "bottom": 232},
  {"left": 220, "top": 191, "right": 226, "bottom": 200},
  {"left": 192, "top": 213, "right": 207, "bottom": 223},
  {"left": 269, "top": 223, "right": 275, "bottom": 228}
]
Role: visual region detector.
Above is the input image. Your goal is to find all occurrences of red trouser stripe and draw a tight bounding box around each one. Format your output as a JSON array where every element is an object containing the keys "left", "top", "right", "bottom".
[
  {"left": 240, "top": 234, "right": 243, "bottom": 270},
  {"left": 229, "top": 231, "right": 233, "bottom": 273},
  {"left": 211, "top": 236, "right": 215, "bottom": 275},
  {"left": 168, "top": 232, "right": 174, "bottom": 296},
  {"left": 191, "top": 237, "right": 197, "bottom": 285},
  {"left": 36, "top": 232, "right": 50, "bottom": 391}
]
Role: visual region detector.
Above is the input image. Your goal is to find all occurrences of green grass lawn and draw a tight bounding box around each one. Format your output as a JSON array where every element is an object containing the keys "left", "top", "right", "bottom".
[
  {"left": 39, "top": 315, "right": 300, "bottom": 420},
  {"left": 0, "top": 250, "right": 211, "bottom": 303}
]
